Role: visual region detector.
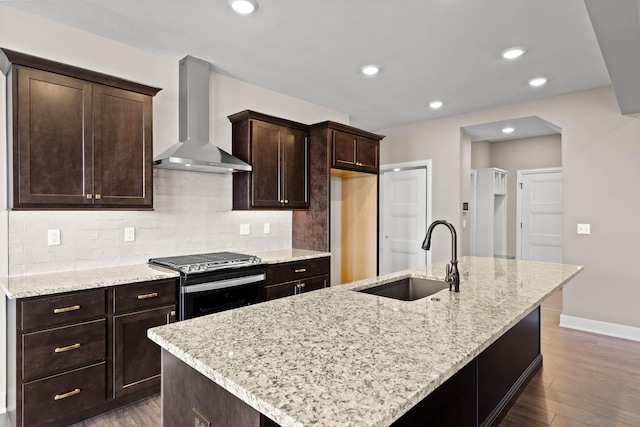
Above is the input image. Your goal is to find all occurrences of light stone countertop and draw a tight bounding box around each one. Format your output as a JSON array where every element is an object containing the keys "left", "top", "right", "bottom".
[
  {"left": 0, "top": 249, "right": 330, "bottom": 299},
  {"left": 148, "top": 256, "right": 583, "bottom": 427},
  {"left": 0, "top": 264, "right": 180, "bottom": 299}
]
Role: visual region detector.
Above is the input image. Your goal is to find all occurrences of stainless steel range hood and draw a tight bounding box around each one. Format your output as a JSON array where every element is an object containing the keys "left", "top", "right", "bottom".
[{"left": 153, "top": 55, "right": 251, "bottom": 173}]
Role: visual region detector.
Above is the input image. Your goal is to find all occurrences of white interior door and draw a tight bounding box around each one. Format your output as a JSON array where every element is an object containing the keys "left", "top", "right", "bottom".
[
  {"left": 380, "top": 167, "right": 427, "bottom": 275},
  {"left": 518, "top": 169, "right": 563, "bottom": 262}
]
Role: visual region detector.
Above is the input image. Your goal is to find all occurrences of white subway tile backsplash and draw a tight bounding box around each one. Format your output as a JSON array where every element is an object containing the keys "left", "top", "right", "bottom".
[{"left": 7, "top": 169, "right": 293, "bottom": 275}]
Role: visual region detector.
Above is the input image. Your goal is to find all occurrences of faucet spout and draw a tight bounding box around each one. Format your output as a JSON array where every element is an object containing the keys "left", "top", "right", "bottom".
[{"left": 421, "top": 220, "right": 460, "bottom": 292}]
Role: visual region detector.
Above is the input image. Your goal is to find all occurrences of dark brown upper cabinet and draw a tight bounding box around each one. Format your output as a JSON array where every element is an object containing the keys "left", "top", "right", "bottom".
[
  {"left": 0, "top": 48, "right": 161, "bottom": 210},
  {"left": 229, "top": 110, "right": 310, "bottom": 210},
  {"left": 331, "top": 126, "right": 382, "bottom": 174}
]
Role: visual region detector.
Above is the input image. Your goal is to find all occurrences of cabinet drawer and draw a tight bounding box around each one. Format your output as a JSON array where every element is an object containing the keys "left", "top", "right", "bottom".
[
  {"left": 21, "top": 289, "right": 106, "bottom": 331},
  {"left": 113, "top": 279, "right": 176, "bottom": 314},
  {"left": 23, "top": 362, "right": 106, "bottom": 426},
  {"left": 23, "top": 319, "right": 106, "bottom": 381},
  {"left": 265, "top": 257, "right": 330, "bottom": 285},
  {"left": 265, "top": 280, "right": 297, "bottom": 301},
  {"left": 265, "top": 275, "right": 328, "bottom": 301}
]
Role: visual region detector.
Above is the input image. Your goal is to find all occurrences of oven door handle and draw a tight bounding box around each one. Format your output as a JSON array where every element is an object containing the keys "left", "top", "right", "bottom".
[{"left": 181, "top": 274, "right": 265, "bottom": 294}]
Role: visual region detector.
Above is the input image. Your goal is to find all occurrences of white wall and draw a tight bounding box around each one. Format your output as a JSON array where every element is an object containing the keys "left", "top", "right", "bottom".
[
  {"left": 379, "top": 86, "right": 640, "bottom": 339},
  {"left": 0, "top": 4, "right": 349, "bottom": 411}
]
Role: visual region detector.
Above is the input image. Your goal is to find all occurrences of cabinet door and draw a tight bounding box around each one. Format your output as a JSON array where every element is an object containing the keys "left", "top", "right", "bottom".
[
  {"left": 14, "top": 66, "right": 93, "bottom": 207},
  {"left": 332, "top": 130, "right": 357, "bottom": 168},
  {"left": 281, "top": 128, "right": 309, "bottom": 209},
  {"left": 264, "top": 280, "right": 298, "bottom": 301},
  {"left": 113, "top": 305, "right": 174, "bottom": 398},
  {"left": 93, "top": 84, "right": 153, "bottom": 208},
  {"left": 356, "top": 136, "right": 379, "bottom": 173},
  {"left": 251, "top": 121, "right": 283, "bottom": 208},
  {"left": 299, "top": 274, "right": 328, "bottom": 293}
]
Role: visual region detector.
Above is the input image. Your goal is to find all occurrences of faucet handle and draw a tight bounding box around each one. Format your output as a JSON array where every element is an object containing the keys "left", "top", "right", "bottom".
[{"left": 445, "top": 263, "right": 453, "bottom": 291}]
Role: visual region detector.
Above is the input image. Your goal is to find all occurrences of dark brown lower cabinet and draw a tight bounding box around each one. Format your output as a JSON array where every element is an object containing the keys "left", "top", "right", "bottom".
[
  {"left": 162, "top": 307, "right": 541, "bottom": 427},
  {"left": 7, "top": 278, "right": 177, "bottom": 427},
  {"left": 113, "top": 305, "right": 175, "bottom": 398},
  {"left": 264, "top": 274, "right": 329, "bottom": 300},
  {"left": 264, "top": 256, "right": 330, "bottom": 301}
]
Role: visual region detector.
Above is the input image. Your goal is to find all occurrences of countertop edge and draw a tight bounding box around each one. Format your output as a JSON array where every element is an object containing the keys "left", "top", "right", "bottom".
[{"left": 0, "top": 249, "right": 330, "bottom": 299}]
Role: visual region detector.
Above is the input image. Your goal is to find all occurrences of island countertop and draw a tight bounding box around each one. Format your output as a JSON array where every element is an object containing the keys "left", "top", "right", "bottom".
[{"left": 148, "top": 256, "right": 583, "bottom": 427}]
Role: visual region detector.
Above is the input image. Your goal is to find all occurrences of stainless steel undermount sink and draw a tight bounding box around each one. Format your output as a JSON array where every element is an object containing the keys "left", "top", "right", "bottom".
[{"left": 357, "top": 277, "right": 449, "bottom": 301}]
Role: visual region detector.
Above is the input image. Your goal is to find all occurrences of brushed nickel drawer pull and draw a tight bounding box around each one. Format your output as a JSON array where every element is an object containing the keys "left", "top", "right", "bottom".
[
  {"left": 53, "top": 305, "right": 80, "bottom": 314},
  {"left": 294, "top": 268, "right": 307, "bottom": 273},
  {"left": 54, "top": 388, "right": 80, "bottom": 401},
  {"left": 137, "top": 292, "right": 158, "bottom": 300},
  {"left": 54, "top": 343, "right": 81, "bottom": 353}
]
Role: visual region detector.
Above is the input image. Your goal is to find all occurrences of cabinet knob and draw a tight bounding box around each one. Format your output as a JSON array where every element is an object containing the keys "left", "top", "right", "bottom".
[
  {"left": 300, "top": 282, "right": 305, "bottom": 288},
  {"left": 86, "top": 194, "right": 92, "bottom": 200},
  {"left": 95, "top": 194, "right": 102, "bottom": 200}
]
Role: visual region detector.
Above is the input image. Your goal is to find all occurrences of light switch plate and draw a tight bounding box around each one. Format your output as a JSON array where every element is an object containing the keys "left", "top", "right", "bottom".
[
  {"left": 577, "top": 223, "right": 591, "bottom": 235},
  {"left": 240, "top": 224, "right": 250, "bottom": 235}
]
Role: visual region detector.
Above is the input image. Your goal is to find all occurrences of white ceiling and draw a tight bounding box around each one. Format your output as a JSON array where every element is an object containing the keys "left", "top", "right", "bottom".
[{"left": 0, "top": 0, "right": 620, "bottom": 135}]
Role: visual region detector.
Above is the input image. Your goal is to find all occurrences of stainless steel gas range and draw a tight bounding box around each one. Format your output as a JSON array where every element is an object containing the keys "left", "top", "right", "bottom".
[{"left": 149, "top": 252, "right": 265, "bottom": 320}]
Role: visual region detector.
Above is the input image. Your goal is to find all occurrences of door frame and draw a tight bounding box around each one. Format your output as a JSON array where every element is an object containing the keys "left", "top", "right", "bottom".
[
  {"left": 470, "top": 169, "right": 477, "bottom": 256},
  {"left": 516, "top": 167, "right": 562, "bottom": 260},
  {"left": 379, "top": 160, "right": 433, "bottom": 268}
]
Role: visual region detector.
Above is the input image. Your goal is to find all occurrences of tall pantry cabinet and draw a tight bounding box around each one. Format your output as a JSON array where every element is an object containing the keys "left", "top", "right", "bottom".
[{"left": 293, "top": 121, "right": 384, "bottom": 285}]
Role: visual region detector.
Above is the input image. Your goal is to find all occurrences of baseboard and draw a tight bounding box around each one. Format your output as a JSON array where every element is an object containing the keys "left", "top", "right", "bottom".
[{"left": 560, "top": 314, "right": 640, "bottom": 342}]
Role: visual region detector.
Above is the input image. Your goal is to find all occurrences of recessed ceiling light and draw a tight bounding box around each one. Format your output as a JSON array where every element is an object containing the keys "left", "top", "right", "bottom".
[
  {"left": 502, "top": 127, "right": 515, "bottom": 134},
  {"left": 528, "top": 77, "right": 548, "bottom": 87},
  {"left": 229, "top": 0, "right": 258, "bottom": 14},
  {"left": 429, "top": 101, "right": 443, "bottom": 109},
  {"left": 501, "top": 47, "right": 526, "bottom": 60},
  {"left": 361, "top": 65, "right": 380, "bottom": 76}
]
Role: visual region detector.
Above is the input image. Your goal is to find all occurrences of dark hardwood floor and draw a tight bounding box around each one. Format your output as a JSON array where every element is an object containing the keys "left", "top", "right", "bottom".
[
  {"left": 12, "top": 290, "right": 634, "bottom": 427},
  {"left": 500, "top": 291, "right": 640, "bottom": 427}
]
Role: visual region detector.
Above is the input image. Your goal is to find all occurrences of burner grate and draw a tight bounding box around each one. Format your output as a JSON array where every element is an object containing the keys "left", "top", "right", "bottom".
[{"left": 149, "top": 252, "right": 260, "bottom": 273}]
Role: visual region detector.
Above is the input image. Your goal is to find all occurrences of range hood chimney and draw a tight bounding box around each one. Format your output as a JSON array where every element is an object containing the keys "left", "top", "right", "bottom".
[{"left": 153, "top": 55, "right": 251, "bottom": 173}]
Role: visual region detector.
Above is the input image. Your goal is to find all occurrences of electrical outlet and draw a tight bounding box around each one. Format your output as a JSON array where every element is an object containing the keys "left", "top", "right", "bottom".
[
  {"left": 577, "top": 224, "right": 591, "bottom": 235},
  {"left": 124, "top": 227, "right": 135, "bottom": 242},
  {"left": 264, "top": 223, "right": 271, "bottom": 234},
  {"left": 47, "top": 229, "right": 60, "bottom": 246},
  {"left": 191, "top": 408, "right": 211, "bottom": 427},
  {"left": 240, "top": 224, "right": 250, "bottom": 235}
]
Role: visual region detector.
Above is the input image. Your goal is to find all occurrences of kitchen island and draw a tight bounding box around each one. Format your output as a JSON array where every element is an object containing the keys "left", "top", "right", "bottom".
[{"left": 148, "top": 256, "right": 583, "bottom": 426}]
